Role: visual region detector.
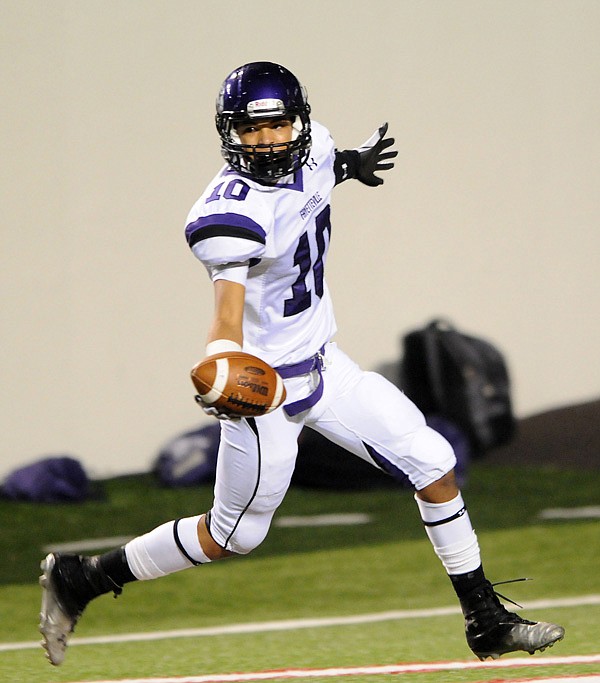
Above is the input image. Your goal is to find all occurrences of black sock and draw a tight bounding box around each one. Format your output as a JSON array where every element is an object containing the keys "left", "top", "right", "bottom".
[
  {"left": 449, "top": 565, "right": 487, "bottom": 600},
  {"left": 98, "top": 547, "right": 137, "bottom": 587}
]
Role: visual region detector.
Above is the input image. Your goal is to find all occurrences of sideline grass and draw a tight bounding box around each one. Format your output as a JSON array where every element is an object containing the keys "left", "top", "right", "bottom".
[
  {"left": 0, "top": 599, "right": 597, "bottom": 682},
  {"left": 0, "top": 464, "right": 598, "bottom": 682},
  {"left": 0, "top": 523, "right": 598, "bottom": 682}
]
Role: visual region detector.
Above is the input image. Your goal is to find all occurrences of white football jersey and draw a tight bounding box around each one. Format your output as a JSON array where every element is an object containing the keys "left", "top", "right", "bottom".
[{"left": 185, "top": 121, "right": 338, "bottom": 367}]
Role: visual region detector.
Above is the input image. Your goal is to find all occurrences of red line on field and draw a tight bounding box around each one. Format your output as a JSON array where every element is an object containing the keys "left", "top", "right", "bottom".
[
  {"left": 72, "top": 654, "right": 600, "bottom": 683},
  {"left": 472, "top": 676, "right": 600, "bottom": 682}
]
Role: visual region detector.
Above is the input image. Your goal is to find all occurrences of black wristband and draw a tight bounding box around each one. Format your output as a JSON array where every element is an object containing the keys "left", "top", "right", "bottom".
[{"left": 333, "top": 149, "right": 361, "bottom": 185}]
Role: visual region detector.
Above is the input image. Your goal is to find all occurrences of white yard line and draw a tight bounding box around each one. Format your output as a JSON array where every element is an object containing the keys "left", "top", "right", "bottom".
[
  {"left": 42, "top": 515, "right": 373, "bottom": 553},
  {"left": 274, "top": 513, "right": 372, "bottom": 527},
  {"left": 2, "top": 594, "right": 599, "bottom": 653},
  {"left": 40, "top": 503, "right": 599, "bottom": 553},
  {"left": 539, "top": 506, "right": 600, "bottom": 520},
  {"left": 42, "top": 535, "right": 135, "bottom": 554}
]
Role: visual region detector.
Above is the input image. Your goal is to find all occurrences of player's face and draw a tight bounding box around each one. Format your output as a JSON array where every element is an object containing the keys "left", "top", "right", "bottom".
[{"left": 236, "top": 118, "right": 294, "bottom": 151}]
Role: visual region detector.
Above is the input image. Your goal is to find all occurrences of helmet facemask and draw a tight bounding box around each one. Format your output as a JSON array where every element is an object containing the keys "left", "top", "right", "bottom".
[{"left": 222, "top": 114, "right": 311, "bottom": 180}]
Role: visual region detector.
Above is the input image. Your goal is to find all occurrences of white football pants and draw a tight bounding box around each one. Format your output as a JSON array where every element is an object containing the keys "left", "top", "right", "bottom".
[{"left": 207, "top": 342, "right": 456, "bottom": 554}]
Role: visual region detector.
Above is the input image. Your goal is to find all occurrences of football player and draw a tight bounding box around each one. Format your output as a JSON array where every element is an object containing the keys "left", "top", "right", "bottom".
[{"left": 39, "top": 61, "right": 564, "bottom": 666}]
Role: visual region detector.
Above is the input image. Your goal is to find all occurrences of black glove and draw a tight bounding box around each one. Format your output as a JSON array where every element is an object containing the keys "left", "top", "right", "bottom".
[
  {"left": 354, "top": 122, "right": 397, "bottom": 187},
  {"left": 194, "top": 395, "right": 241, "bottom": 422}
]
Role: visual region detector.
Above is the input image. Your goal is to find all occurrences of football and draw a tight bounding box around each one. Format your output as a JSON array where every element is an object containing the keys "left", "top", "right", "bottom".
[{"left": 191, "top": 351, "right": 287, "bottom": 418}]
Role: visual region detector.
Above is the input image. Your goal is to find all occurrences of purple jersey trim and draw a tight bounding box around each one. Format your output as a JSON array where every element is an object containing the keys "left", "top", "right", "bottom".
[
  {"left": 278, "top": 167, "right": 304, "bottom": 192},
  {"left": 364, "top": 443, "right": 412, "bottom": 488},
  {"left": 185, "top": 212, "right": 266, "bottom": 248}
]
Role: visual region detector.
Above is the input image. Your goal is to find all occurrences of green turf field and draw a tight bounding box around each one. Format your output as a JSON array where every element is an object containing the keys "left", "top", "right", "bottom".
[{"left": 0, "top": 464, "right": 598, "bottom": 682}]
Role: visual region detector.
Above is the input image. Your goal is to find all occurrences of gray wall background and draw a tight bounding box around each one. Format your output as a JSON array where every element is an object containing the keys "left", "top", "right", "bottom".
[{"left": 2, "top": 1, "right": 599, "bottom": 479}]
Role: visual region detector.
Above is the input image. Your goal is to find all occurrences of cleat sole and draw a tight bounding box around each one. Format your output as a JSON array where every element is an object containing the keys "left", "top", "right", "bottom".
[{"left": 38, "top": 553, "right": 71, "bottom": 666}]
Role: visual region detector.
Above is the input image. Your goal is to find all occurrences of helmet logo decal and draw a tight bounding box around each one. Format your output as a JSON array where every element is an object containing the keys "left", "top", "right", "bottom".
[{"left": 247, "top": 99, "right": 285, "bottom": 118}]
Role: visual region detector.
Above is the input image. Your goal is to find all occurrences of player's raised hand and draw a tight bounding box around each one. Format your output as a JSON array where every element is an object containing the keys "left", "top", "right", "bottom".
[{"left": 354, "top": 122, "right": 397, "bottom": 187}]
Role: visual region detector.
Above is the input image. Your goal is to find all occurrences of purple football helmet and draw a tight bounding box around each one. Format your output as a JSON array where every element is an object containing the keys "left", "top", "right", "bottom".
[{"left": 215, "top": 62, "right": 312, "bottom": 180}]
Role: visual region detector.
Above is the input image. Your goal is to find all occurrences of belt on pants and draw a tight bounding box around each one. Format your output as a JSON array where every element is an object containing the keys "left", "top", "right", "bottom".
[{"left": 275, "top": 345, "right": 326, "bottom": 417}]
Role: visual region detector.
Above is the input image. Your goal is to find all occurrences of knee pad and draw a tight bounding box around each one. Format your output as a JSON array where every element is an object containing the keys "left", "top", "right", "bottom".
[
  {"left": 209, "top": 509, "right": 273, "bottom": 556},
  {"left": 410, "top": 425, "right": 456, "bottom": 485}
]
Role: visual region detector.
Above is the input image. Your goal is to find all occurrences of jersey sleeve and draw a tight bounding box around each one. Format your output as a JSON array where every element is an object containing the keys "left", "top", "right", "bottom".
[
  {"left": 185, "top": 174, "right": 273, "bottom": 269},
  {"left": 185, "top": 211, "right": 267, "bottom": 267}
]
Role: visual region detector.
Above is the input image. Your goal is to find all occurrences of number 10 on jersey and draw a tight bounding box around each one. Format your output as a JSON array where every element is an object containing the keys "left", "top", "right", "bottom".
[{"left": 284, "top": 205, "right": 331, "bottom": 317}]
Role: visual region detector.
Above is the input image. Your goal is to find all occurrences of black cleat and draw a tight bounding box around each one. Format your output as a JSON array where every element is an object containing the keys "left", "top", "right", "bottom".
[
  {"left": 39, "top": 553, "right": 121, "bottom": 665},
  {"left": 461, "top": 580, "right": 565, "bottom": 660}
]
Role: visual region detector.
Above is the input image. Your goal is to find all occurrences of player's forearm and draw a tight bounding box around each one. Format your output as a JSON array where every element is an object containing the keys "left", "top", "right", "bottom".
[
  {"left": 206, "top": 321, "right": 243, "bottom": 349},
  {"left": 206, "top": 279, "right": 245, "bottom": 351}
]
